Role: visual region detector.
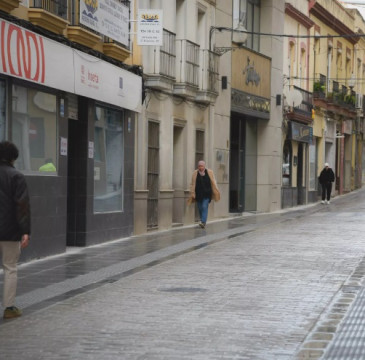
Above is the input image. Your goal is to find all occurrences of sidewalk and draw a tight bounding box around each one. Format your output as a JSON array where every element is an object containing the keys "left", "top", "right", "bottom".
[
  {"left": 1, "top": 190, "right": 365, "bottom": 359},
  {"left": 2, "top": 203, "right": 320, "bottom": 317}
]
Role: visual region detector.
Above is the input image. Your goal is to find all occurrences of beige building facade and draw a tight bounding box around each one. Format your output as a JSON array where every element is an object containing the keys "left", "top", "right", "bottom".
[{"left": 134, "top": 0, "right": 232, "bottom": 234}]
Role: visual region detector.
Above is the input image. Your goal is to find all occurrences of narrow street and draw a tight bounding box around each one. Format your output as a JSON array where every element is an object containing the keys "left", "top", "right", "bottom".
[{"left": 1, "top": 189, "right": 365, "bottom": 359}]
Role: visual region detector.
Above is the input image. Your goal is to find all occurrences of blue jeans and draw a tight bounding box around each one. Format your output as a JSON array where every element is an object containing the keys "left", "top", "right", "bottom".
[{"left": 197, "top": 198, "right": 210, "bottom": 224}]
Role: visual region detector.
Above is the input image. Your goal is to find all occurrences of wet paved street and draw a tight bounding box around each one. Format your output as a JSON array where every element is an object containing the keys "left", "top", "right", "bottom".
[{"left": 2, "top": 190, "right": 365, "bottom": 359}]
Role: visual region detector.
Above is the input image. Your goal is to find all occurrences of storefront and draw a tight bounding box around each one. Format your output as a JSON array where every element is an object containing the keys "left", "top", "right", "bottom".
[
  {"left": 0, "top": 18, "right": 141, "bottom": 261},
  {"left": 230, "top": 47, "right": 271, "bottom": 212},
  {"left": 282, "top": 121, "right": 313, "bottom": 208}
]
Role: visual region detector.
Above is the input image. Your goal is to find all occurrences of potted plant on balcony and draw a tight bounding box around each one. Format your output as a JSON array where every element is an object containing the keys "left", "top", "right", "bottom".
[
  {"left": 313, "top": 81, "right": 325, "bottom": 98},
  {"left": 345, "top": 94, "right": 356, "bottom": 108}
]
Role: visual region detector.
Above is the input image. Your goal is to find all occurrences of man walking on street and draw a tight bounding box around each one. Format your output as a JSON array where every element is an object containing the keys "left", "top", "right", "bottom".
[
  {"left": 0, "top": 141, "right": 31, "bottom": 319},
  {"left": 319, "top": 162, "right": 335, "bottom": 205},
  {"left": 188, "top": 160, "right": 220, "bottom": 228}
]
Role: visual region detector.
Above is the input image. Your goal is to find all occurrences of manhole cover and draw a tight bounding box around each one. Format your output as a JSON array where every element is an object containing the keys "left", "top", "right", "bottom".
[{"left": 159, "top": 287, "right": 207, "bottom": 293}]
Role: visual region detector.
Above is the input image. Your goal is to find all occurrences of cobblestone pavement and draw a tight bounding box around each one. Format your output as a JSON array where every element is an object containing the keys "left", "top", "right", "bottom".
[{"left": 1, "top": 190, "right": 365, "bottom": 359}]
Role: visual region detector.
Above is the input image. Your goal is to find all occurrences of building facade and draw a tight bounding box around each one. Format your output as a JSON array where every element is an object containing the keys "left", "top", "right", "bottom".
[
  {"left": 2, "top": 0, "right": 365, "bottom": 263},
  {"left": 229, "top": 0, "right": 284, "bottom": 213},
  {"left": 0, "top": 0, "right": 141, "bottom": 261},
  {"left": 134, "top": 0, "right": 231, "bottom": 234},
  {"left": 309, "top": 0, "right": 363, "bottom": 197}
]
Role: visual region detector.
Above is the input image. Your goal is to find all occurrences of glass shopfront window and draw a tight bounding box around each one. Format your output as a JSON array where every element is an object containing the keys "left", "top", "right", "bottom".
[
  {"left": 11, "top": 84, "right": 57, "bottom": 173},
  {"left": 309, "top": 138, "right": 317, "bottom": 190},
  {"left": 94, "top": 106, "right": 124, "bottom": 213},
  {"left": 282, "top": 140, "right": 291, "bottom": 186}
]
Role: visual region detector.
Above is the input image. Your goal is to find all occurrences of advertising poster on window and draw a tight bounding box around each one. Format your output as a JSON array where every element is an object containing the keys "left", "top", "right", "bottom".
[
  {"left": 80, "top": 0, "right": 129, "bottom": 47},
  {"left": 137, "top": 9, "right": 163, "bottom": 46}
]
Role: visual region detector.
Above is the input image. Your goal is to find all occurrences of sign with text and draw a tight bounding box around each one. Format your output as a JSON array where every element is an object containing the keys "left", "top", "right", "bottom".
[
  {"left": 0, "top": 18, "right": 142, "bottom": 112},
  {"left": 232, "top": 47, "right": 271, "bottom": 99},
  {"left": 137, "top": 9, "right": 163, "bottom": 46},
  {"left": 80, "top": 0, "right": 129, "bottom": 47}
]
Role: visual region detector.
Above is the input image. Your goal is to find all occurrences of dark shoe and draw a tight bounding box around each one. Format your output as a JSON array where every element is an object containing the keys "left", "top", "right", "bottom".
[{"left": 3, "top": 306, "right": 22, "bottom": 319}]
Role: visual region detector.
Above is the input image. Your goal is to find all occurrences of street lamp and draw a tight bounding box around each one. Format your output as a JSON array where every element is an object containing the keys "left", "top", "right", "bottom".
[{"left": 349, "top": 73, "right": 356, "bottom": 90}]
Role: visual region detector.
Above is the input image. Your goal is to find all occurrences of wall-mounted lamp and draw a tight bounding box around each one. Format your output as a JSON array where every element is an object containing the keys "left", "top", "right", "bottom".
[
  {"left": 349, "top": 73, "right": 356, "bottom": 90},
  {"left": 276, "top": 94, "right": 281, "bottom": 106},
  {"left": 222, "top": 76, "right": 228, "bottom": 90}
]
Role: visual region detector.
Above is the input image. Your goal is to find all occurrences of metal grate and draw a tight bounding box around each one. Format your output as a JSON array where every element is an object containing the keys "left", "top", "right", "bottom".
[
  {"left": 186, "top": 40, "right": 200, "bottom": 86},
  {"left": 32, "top": 0, "right": 68, "bottom": 19},
  {"left": 160, "top": 30, "right": 176, "bottom": 78}
]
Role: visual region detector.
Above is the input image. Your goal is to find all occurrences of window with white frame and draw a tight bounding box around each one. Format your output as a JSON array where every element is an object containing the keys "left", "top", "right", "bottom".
[{"left": 233, "top": 0, "right": 260, "bottom": 51}]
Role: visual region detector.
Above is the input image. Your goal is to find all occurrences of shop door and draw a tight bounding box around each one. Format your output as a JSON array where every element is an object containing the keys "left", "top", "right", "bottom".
[
  {"left": 229, "top": 116, "right": 245, "bottom": 212},
  {"left": 147, "top": 121, "right": 159, "bottom": 229},
  {"left": 297, "top": 143, "right": 304, "bottom": 205},
  {"left": 67, "top": 118, "right": 88, "bottom": 246}
]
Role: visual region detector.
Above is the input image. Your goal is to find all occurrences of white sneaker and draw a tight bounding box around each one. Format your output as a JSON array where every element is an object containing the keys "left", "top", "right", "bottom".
[
  {"left": 326, "top": 200, "right": 330, "bottom": 204},
  {"left": 321, "top": 200, "right": 325, "bottom": 204}
]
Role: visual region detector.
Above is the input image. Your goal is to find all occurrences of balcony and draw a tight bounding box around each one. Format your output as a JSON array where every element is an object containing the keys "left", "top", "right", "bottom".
[
  {"left": 0, "top": 0, "right": 21, "bottom": 13},
  {"left": 67, "top": 25, "right": 101, "bottom": 49},
  {"left": 29, "top": 0, "right": 69, "bottom": 35},
  {"left": 195, "top": 50, "right": 219, "bottom": 104},
  {"left": 144, "top": 30, "right": 176, "bottom": 92},
  {"left": 103, "top": 38, "right": 130, "bottom": 62},
  {"left": 313, "top": 76, "right": 357, "bottom": 118},
  {"left": 313, "top": 75, "right": 326, "bottom": 99},
  {"left": 174, "top": 39, "right": 200, "bottom": 98}
]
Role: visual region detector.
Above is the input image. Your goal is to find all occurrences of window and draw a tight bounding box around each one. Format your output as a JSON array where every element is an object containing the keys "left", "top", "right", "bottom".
[
  {"left": 12, "top": 85, "right": 57, "bottom": 174},
  {"left": 0, "top": 80, "right": 5, "bottom": 141},
  {"left": 233, "top": 0, "right": 260, "bottom": 51},
  {"left": 309, "top": 138, "right": 317, "bottom": 190},
  {"left": 195, "top": 130, "right": 205, "bottom": 166},
  {"left": 94, "top": 106, "right": 124, "bottom": 213},
  {"left": 282, "top": 140, "right": 291, "bottom": 186},
  {"left": 147, "top": 121, "right": 159, "bottom": 229},
  {"left": 160, "top": 30, "right": 176, "bottom": 78},
  {"left": 32, "top": 0, "right": 67, "bottom": 19}
]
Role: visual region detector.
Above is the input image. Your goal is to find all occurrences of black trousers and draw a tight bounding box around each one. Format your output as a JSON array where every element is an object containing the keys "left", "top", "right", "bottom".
[{"left": 321, "top": 182, "right": 332, "bottom": 201}]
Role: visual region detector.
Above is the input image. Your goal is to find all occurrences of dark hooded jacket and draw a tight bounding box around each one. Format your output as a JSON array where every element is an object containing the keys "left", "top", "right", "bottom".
[
  {"left": 0, "top": 161, "right": 31, "bottom": 241},
  {"left": 319, "top": 167, "right": 335, "bottom": 185}
]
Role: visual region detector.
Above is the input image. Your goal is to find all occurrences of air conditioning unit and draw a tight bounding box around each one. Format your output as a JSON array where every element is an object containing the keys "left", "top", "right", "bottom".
[{"left": 356, "top": 93, "right": 363, "bottom": 109}]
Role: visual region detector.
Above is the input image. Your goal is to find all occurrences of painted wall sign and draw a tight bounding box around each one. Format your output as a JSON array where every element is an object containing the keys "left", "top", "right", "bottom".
[
  {"left": 232, "top": 47, "right": 271, "bottom": 99},
  {"left": 243, "top": 57, "right": 261, "bottom": 86},
  {"left": 288, "top": 121, "right": 312, "bottom": 143}
]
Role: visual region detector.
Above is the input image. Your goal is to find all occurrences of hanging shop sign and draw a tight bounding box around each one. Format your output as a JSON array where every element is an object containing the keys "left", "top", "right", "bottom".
[
  {"left": 0, "top": 19, "right": 141, "bottom": 112},
  {"left": 232, "top": 47, "right": 271, "bottom": 100},
  {"left": 288, "top": 121, "right": 312, "bottom": 143},
  {"left": 137, "top": 9, "right": 163, "bottom": 46},
  {"left": 80, "top": 0, "right": 129, "bottom": 47}
]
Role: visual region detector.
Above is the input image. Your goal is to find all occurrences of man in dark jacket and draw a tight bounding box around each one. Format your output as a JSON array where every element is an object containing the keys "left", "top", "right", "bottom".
[
  {"left": 319, "top": 162, "right": 335, "bottom": 205},
  {"left": 0, "top": 141, "right": 30, "bottom": 319}
]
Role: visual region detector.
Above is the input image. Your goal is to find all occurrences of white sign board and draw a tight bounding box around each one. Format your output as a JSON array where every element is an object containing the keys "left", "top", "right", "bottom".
[
  {"left": 60, "top": 137, "right": 68, "bottom": 156},
  {"left": 0, "top": 18, "right": 142, "bottom": 113},
  {"left": 137, "top": 9, "right": 163, "bottom": 46},
  {"left": 80, "top": 0, "right": 129, "bottom": 47}
]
